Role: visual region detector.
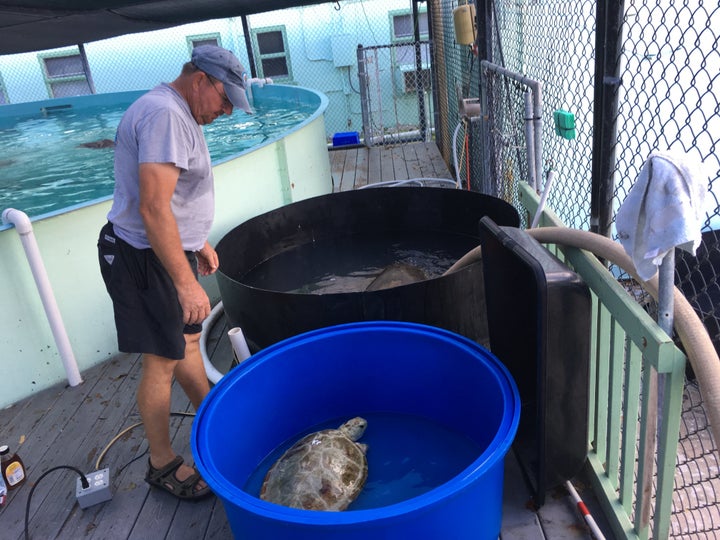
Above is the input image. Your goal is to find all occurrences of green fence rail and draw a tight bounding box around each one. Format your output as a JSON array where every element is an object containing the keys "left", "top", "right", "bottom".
[{"left": 519, "top": 183, "right": 688, "bottom": 539}]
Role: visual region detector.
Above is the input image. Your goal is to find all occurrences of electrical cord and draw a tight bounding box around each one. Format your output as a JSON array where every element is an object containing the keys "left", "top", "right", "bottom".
[
  {"left": 24, "top": 465, "right": 89, "bottom": 540},
  {"left": 95, "top": 411, "right": 197, "bottom": 471}
]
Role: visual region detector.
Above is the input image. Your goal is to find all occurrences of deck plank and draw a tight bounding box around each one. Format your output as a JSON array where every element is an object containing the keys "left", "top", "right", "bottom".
[
  {"left": 329, "top": 148, "right": 347, "bottom": 191},
  {"left": 35, "top": 358, "right": 147, "bottom": 538},
  {"left": 378, "top": 146, "right": 396, "bottom": 183},
  {"left": 402, "top": 143, "right": 424, "bottom": 180},
  {"left": 417, "top": 141, "right": 453, "bottom": 180},
  {"left": 390, "top": 145, "right": 409, "bottom": 180},
  {"left": 366, "top": 146, "right": 382, "bottom": 185},
  {"left": 341, "top": 149, "right": 359, "bottom": 191},
  {"left": 55, "top": 355, "right": 146, "bottom": 540},
  {"left": 354, "top": 146, "right": 369, "bottom": 188},
  {"left": 501, "top": 453, "right": 544, "bottom": 538}
]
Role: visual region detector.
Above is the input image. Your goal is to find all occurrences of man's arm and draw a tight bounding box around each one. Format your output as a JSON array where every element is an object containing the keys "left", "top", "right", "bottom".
[{"left": 138, "top": 162, "right": 210, "bottom": 325}]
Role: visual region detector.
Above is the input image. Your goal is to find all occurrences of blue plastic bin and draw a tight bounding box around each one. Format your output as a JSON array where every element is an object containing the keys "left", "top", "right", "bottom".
[
  {"left": 192, "top": 321, "right": 520, "bottom": 539},
  {"left": 332, "top": 131, "right": 360, "bottom": 147}
]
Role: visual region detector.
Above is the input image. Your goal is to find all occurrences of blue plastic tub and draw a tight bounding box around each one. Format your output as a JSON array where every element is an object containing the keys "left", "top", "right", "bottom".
[
  {"left": 332, "top": 131, "right": 360, "bottom": 146},
  {"left": 192, "top": 321, "right": 520, "bottom": 539}
]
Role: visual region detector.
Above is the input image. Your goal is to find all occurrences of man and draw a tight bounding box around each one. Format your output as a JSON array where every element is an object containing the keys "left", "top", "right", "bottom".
[{"left": 98, "top": 45, "right": 251, "bottom": 500}]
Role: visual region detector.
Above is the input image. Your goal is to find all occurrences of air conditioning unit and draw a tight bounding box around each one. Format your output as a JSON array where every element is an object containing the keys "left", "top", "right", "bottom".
[{"left": 396, "top": 64, "right": 431, "bottom": 93}]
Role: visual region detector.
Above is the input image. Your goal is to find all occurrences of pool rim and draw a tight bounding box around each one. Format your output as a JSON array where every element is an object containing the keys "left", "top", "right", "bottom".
[{"left": 0, "top": 84, "right": 329, "bottom": 230}]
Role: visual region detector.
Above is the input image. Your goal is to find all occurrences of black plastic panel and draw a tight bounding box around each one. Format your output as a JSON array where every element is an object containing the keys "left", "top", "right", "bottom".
[{"left": 479, "top": 217, "right": 591, "bottom": 505}]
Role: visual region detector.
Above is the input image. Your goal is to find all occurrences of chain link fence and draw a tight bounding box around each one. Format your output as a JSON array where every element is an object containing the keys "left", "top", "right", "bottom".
[{"left": 428, "top": 0, "right": 719, "bottom": 537}]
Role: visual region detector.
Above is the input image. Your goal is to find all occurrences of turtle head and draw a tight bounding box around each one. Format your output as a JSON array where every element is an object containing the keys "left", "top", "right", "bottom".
[{"left": 342, "top": 417, "right": 367, "bottom": 440}]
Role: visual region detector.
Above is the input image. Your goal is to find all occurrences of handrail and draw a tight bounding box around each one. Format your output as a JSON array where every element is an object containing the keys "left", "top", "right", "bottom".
[{"left": 518, "top": 183, "right": 687, "bottom": 540}]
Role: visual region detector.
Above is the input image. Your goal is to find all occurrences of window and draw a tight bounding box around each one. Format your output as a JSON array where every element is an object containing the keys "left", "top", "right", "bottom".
[
  {"left": 38, "top": 50, "right": 92, "bottom": 98},
  {"left": 392, "top": 11, "right": 429, "bottom": 40},
  {"left": 390, "top": 10, "right": 431, "bottom": 94},
  {"left": 187, "top": 33, "right": 221, "bottom": 55},
  {"left": 251, "top": 26, "right": 292, "bottom": 82}
]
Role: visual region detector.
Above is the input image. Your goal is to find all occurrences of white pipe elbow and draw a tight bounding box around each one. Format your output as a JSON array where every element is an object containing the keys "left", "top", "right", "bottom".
[{"left": 2, "top": 207, "right": 33, "bottom": 234}]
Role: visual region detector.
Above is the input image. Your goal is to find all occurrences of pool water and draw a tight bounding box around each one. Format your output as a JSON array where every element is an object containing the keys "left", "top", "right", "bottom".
[
  {"left": 240, "top": 230, "right": 482, "bottom": 294},
  {"left": 243, "top": 411, "right": 484, "bottom": 510},
  {"left": 0, "top": 101, "right": 313, "bottom": 218}
]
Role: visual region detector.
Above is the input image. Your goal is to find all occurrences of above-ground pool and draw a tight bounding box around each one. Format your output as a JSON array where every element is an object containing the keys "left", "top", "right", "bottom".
[
  {"left": 0, "top": 83, "right": 332, "bottom": 409},
  {"left": 0, "top": 87, "right": 317, "bottom": 218}
]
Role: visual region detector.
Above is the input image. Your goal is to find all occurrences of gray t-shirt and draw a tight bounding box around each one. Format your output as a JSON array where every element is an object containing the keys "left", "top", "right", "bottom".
[{"left": 107, "top": 83, "right": 214, "bottom": 251}]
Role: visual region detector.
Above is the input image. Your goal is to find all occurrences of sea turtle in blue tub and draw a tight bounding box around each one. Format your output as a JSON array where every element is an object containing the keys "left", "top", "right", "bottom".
[{"left": 259, "top": 417, "right": 368, "bottom": 511}]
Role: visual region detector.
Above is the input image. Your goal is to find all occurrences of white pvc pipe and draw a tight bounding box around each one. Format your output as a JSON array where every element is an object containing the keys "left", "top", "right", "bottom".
[
  {"left": 531, "top": 169, "right": 556, "bottom": 228},
  {"left": 358, "top": 178, "right": 458, "bottom": 190},
  {"left": 2, "top": 208, "right": 83, "bottom": 387},
  {"left": 228, "top": 327, "right": 251, "bottom": 364},
  {"left": 524, "top": 90, "right": 537, "bottom": 191}
]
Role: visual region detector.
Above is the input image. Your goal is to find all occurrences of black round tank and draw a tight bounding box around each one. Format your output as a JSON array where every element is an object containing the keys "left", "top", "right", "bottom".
[{"left": 215, "top": 187, "right": 519, "bottom": 351}]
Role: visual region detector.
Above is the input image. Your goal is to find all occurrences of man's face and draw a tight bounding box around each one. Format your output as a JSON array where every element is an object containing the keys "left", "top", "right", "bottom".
[{"left": 191, "top": 72, "right": 233, "bottom": 125}]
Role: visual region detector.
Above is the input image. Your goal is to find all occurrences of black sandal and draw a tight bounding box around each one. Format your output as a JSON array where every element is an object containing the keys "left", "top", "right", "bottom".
[{"left": 145, "top": 456, "right": 212, "bottom": 500}]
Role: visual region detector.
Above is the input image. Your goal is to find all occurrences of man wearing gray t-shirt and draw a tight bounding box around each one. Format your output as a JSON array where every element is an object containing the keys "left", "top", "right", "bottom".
[{"left": 98, "top": 45, "right": 251, "bottom": 500}]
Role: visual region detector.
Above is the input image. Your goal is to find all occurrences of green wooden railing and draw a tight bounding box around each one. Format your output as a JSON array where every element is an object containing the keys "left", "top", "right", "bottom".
[{"left": 518, "top": 183, "right": 687, "bottom": 539}]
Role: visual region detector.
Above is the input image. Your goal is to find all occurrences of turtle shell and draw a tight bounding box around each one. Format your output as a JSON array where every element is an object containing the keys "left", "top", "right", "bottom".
[{"left": 259, "top": 421, "right": 368, "bottom": 511}]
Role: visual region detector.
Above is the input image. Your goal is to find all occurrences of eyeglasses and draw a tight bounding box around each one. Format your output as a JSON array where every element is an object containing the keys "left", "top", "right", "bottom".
[{"left": 206, "top": 74, "right": 232, "bottom": 110}]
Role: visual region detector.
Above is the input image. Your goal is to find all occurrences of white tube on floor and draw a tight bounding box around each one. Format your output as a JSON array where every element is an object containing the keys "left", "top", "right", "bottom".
[{"left": 2, "top": 208, "right": 83, "bottom": 387}]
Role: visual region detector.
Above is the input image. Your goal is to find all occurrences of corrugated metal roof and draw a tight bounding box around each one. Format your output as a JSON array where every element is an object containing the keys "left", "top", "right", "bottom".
[{"left": 0, "top": 0, "right": 329, "bottom": 55}]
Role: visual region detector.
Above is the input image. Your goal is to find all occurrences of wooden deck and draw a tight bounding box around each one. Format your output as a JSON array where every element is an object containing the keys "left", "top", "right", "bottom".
[
  {"left": 330, "top": 141, "right": 455, "bottom": 190},
  {"left": 0, "top": 142, "right": 610, "bottom": 539}
]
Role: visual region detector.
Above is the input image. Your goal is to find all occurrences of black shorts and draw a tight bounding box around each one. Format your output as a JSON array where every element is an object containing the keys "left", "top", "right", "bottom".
[{"left": 97, "top": 222, "right": 202, "bottom": 360}]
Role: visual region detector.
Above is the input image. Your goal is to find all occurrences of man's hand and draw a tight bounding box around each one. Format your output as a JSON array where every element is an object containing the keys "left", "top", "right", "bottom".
[
  {"left": 196, "top": 241, "right": 219, "bottom": 276},
  {"left": 176, "top": 280, "right": 211, "bottom": 325}
]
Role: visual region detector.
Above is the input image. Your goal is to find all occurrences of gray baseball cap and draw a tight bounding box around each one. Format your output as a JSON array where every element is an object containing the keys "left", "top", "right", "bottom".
[{"left": 192, "top": 45, "right": 252, "bottom": 114}]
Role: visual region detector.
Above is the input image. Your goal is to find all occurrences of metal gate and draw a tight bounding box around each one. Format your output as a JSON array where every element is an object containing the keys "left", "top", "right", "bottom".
[{"left": 357, "top": 41, "right": 434, "bottom": 147}]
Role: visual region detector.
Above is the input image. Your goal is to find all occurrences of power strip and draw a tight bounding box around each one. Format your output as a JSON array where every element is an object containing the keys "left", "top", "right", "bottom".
[{"left": 76, "top": 468, "right": 112, "bottom": 509}]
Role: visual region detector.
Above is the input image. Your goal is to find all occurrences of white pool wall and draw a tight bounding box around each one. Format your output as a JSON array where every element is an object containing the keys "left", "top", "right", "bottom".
[{"left": 0, "top": 84, "right": 332, "bottom": 408}]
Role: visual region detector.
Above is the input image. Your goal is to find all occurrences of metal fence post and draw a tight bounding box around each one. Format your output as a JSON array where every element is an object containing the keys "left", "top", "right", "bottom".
[
  {"left": 590, "top": 0, "right": 626, "bottom": 237},
  {"left": 357, "top": 44, "right": 371, "bottom": 147}
]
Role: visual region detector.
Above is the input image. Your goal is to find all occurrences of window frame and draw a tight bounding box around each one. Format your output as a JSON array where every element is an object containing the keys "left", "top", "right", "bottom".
[
  {"left": 187, "top": 33, "right": 222, "bottom": 55},
  {"left": 37, "top": 49, "right": 92, "bottom": 98},
  {"left": 250, "top": 25, "right": 293, "bottom": 83},
  {"left": 389, "top": 9, "right": 431, "bottom": 94},
  {"left": 389, "top": 8, "right": 429, "bottom": 43}
]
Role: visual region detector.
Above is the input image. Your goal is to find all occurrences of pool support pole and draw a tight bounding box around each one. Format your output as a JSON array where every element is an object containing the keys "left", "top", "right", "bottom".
[{"left": 2, "top": 208, "right": 83, "bottom": 387}]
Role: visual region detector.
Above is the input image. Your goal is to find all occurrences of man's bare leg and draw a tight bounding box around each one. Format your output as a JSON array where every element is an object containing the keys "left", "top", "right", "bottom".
[
  {"left": 138, "top": 349, "right": 207, "bottom": 488},
  {"left": 174, "top": 332, "right": 210, "bottom": 409}
]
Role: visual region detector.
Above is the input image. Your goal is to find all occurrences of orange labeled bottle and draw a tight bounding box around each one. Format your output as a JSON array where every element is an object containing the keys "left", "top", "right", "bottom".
[{"left": 0, "top": 445, "right": 26, "bottom": 489}]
